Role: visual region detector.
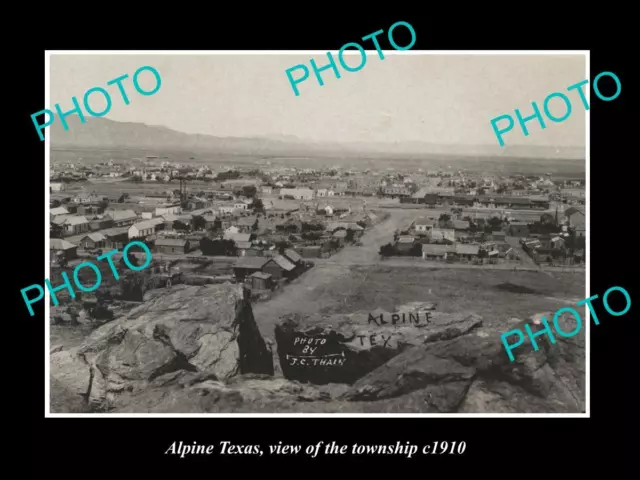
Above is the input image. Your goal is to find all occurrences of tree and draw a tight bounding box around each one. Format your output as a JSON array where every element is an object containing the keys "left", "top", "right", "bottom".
[
  {"left": 379, "top": 243, "right": 396, "bottom": 257},
  {"left": 118, "top": 193, "right": 129, "bottom": 203},
  {"left": 302, "top": 221, "right": 324, "bottom": 232},
  {"left": 301, "top": 231, "right": 322, "bottom": 241},
  {"left": 120, "top": 273, "right": 146, "bottom": 301},
  {"left": 487, "top": 217, "right": 503, "bottom": 232},
  {"left": 120, "top": 254, "right": 139, "bottom": 268},
  {"left": 51, "top": 223, "right": 63, "bottom": 239},
  {"left": 173, "top": 220, "right": 190, "bottom": 232},
  {"left": 252, "top": 198, "right": 264, "bottom": 212},
  {"left": 200, "top": 237, "right": 237, "bottom": 256},
  {"left": 410, "top": 243, "right": 423, "bottom": 257},
  {"left": 540, "top": 213, "right": 556, "bottom": 225},
  {"left": 88, "top": 302, "right": 114, "bottom": 321},
  {"left": 439, "top": 213, "right": 451, "bottom": 223},
  {"left": 242, "top": 185, "right": 257, "bottom": 198},
  {"left": 345, "top": 228, "right": 355, "bottom": 243},
  {"left": 252, "top": 219, "right": 259, "bottom": 231},
  {"left": 192, "top": 216, "right": 206, "bottom": 231},
  {"left": 211, "top": 218, "right": 222, "bottom": 232},
  {"left": 275, "top": 240, "right": 290, "bottom": 254}
]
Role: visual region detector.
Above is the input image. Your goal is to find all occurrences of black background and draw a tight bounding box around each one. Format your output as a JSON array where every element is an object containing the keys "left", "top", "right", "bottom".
[{"left": 16, "top": 12, "right": 632, "bottom": 474}]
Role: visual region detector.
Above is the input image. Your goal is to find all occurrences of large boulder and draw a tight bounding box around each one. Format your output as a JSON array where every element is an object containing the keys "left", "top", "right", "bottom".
[
  {"left": 50, "top": 283, "right": 273, "bottom": 412},
  {"left": 341, "top": 311, "right": 586, "bottom": 413},
  {"left": 274, "top": 308, "right": 482, "bottom": 385}
]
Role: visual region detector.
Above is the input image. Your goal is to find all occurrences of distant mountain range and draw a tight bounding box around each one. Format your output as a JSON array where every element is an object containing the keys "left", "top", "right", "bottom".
[{"left": 50, "top": 117, "right": 585, "bottom": 160}]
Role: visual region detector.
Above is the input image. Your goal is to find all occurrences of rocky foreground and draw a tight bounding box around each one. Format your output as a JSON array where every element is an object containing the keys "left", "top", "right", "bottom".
[{"left": 50, "top": 284, "right": 585, "bottom": 413}]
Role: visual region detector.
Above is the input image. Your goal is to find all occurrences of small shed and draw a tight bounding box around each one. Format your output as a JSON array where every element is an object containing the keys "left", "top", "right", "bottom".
[
  {"left": 50, "top": 238, "right": 78, "bottom": 261},
  {"left": 249, "top": 271, "right": 273, "bottom": 290},
  {"left": 233, "top": 257, "right": 270, "bottom": 282},
  {"left": 79, "top": 232, "right": 106, "bottom": 250},
  {"left": 395, "top": 235, "right": 415, "bottom": 253},
  {"left": 422, "top": 244, "right": 455, "bottom": 260}
]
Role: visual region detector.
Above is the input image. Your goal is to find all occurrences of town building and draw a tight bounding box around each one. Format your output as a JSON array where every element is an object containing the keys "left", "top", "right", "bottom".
[
  {"left": 431, "top": 228, "right": 455, "bottom": 242},
  {"left": 508, "top": 222, "right": 530, "bottom": 237},
  {"left": 128, "top": 218, "right": 164, "bottom": 240},
  {"left": 58, "top": 216, "right": 90, "bottom": 236},
  {"left": 280, "top": 188, "right": 314, "bottom": 200},
  {"left": 155, "top": 238, "right": 190, "bottom": 255},
  {"left": 249, "top": 271, "right": 273, "bottom": 290},
  {"left": 413, "top": 217, "right": 435, "bottom": 233},
  {"left": 50, "top": 238, "right": 78, "bottom": 261},
  {"left": 104, "top": 209, "right": 139, "bottom": 227},
  {"left": 78, "top": 233, "right": 107, "bottom": 250},
  {"left": 422, "top": 244, "right": 455, "bottom": 260}
]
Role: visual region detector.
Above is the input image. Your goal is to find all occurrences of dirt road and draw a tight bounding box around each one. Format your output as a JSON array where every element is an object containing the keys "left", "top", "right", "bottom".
[
  {"left": 252, "top": 209, "right": 584, "bottom": 343},
  {"left": 252, "top": 209, "right": 415, "bottom": 340}
]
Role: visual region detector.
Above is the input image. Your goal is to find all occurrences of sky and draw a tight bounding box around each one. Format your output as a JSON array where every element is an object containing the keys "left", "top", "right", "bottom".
[{"left": 50, "top": 53, "right": 587, "bottom": 147}]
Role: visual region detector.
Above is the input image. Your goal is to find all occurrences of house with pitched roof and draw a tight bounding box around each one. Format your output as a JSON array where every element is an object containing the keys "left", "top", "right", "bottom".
[
  {"left": 128, "top": 218, "right": 164, "bottom": 240},
  {"left": 412, "top": 217, "right": 435, "bottom": 233},
  {"left": 422, "top": 244, "right": 455, "bottom": 260},
  {"left": 455, "top": 244, "right": 480, "bottom": 260},
  {"left": 104, "top": 209, "right": 139, "bottom": 227},
  {"left": 101, "top": 227, "right": 130, "bottom": 250},
  {"left": 78, "top": 232, "right": 107, "bottom": 250},
  {"left": 564, "top": 207, "right": 585, "bottom": 237},
  {"left": 155, "top": 238, "right": 190, "bottom": 255},
  {"left": 50, "top": 206, "right": 69, "bottom": 219},
  {"left": 50, "top": 238, "right": 78, "bottom": 261},
  {"left": 59, "top": 215, "right": 90, "bottom": 236}
]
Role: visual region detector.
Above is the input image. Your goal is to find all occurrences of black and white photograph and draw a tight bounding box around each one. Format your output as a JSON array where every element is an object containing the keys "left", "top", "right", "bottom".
[{"left": 45, "top": 52, "right": 588, "bottom": 416}]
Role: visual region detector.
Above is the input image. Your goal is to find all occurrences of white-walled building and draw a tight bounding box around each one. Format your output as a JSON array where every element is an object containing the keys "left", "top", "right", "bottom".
[{"left": 128, "top": 218, "right": 164, "bottom": 240}]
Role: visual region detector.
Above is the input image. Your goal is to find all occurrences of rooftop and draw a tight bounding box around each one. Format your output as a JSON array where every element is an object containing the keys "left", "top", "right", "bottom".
[
  {"left": 50, "top": 238, "right": 77, "bottom": 250},
  {"left": 235, "top": 257, "right": 270, "bottom": 269},
  {"left": 156, "top": 238, "right": 189, "bottom": 247}
]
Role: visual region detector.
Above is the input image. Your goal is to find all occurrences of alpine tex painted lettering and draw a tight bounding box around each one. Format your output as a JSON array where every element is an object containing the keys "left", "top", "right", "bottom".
[
  {"left": 285, "top": 21, "right": 417, "bottom": 96},
  {"left": 31, "top": 65, "right": 162, "bottom": 141}
]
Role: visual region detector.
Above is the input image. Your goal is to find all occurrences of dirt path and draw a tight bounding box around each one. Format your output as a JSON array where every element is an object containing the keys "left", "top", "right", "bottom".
[
  {"left": 252, "top": 210, "right": 584, "bottom": 341},
  {"left": 253, "top": 210, "right": 415, "bottom": 340}
]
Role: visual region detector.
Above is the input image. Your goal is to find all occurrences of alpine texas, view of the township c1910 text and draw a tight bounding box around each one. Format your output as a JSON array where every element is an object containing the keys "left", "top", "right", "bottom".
[{"left": 48, "top": 53, "right": 587, "bottom": 415}]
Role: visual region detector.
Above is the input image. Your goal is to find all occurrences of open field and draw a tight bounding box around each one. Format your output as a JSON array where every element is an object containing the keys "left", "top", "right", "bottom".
[
  {"left": 253, "top": 263, "right": 585, "bottom": 341},
  {"left": 252, "top": 206, "right": 586, "bottom": 343},
  {"left": 52, "top": 147, "right": 585, "bottom": 178}
]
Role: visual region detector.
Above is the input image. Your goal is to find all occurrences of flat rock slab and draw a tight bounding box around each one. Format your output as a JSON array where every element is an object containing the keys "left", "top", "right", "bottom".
[
  {"left": 275, "top": 311, "right": 482, "bottom": 385},
  {"left": 342, "top": 317, "right": 585, "bottom": 413}
]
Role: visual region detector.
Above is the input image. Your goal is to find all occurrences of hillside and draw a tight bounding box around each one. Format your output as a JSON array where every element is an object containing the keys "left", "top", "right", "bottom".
[
  {"left": 49, "top": 284, "right": 585, "bottom": 414},
  {"left": 50, "top": 117, "right": 585, "bottom": 161}
]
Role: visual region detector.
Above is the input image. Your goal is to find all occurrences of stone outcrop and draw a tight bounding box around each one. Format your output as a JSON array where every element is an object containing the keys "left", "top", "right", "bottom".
[
  {"left": 275, "top": 308, "right": 483, "bottom": 385},
  {"left": 110, "top": 310, "right": 584, "bottom": 413},
  {"left": 50, "top": 295, "right": 585, "bottom": 414},
  {"left": 50, "top": 284, "right": 273, "bottom": 412},
  {"left": 341, "top": 312, "right": 585, "bottom": 413}
]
